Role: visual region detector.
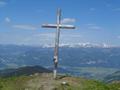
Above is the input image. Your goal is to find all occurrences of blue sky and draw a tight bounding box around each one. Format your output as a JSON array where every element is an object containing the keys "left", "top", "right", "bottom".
[{"left": 0, "top": 0, "right": 120, "bottom": 46}]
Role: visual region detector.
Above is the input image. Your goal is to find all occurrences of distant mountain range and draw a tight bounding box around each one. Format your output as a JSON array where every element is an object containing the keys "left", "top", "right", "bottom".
[{"left": 39, "top": 43, "right": 114, "bottom": 48}]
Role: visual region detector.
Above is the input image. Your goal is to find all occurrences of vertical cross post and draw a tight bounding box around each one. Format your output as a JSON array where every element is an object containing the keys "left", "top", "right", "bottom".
[
  {"left": 53, "top": 8, "right": 61, "bottom": 79},
  {"left": 42, "top": 8, "right": 75, "bottom": 79}
]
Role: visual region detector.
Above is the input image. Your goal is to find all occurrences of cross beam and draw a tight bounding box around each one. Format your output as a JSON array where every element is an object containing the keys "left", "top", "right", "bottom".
[
  {"left": 42, "top": 8, "right": 75, "bottom": 79},
  {"left": 42, "top": 24, "right": 75, "bottom": 29}
]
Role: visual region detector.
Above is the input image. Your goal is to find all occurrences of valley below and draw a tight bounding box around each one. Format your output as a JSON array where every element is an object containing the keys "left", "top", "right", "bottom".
[{"left": 0, "top": 44, "right": 120, "bottom": 90}]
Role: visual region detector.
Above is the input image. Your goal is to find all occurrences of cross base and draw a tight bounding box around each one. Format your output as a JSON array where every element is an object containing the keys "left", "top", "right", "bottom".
[{"left": 53, "top": 69, "right": 57, "bottom": 79}]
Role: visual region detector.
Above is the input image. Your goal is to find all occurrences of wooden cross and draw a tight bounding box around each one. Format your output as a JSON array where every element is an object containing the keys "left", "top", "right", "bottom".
[{"left": 42, "top": 8, "right": 75, "bottom": 79}]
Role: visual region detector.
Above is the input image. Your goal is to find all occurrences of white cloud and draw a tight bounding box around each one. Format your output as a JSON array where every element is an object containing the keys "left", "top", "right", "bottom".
[
  {"left": 117, "top": 36, "right": 120, "bottom": 39},
  {"left": 0, "top": 1, "right": 7, "bottom": 7},
  {"left": 113, "top": 8, "right": 120, "bottom": 11},
  {"left": 89, "top": 8, "right": 96, "bottom": 11},
  {"left": 106, "top": 4, "right": 111, "bottom": 7},
  {"left": 61, "top": 18, "right": 76, "bottom": 24},
  {"left": 88, "top": 26, "right": 101, "bottom": 30},
  {"left": 12, "top": 24, "right": 37, "bottom": 30},
  {"left": 5, "top": 17, "right": 11, "bottom": 23},
  {"left": 87, "top": 24, "right": 95, "bottom": 26},
  {"left": 33, "top": 33, "right": 55, "bottom": 38},
  {"left": 86, "top": 24, "right": 102, "bottom": 30},
  {"left": 21, "top": 32, "right": 55, "bottom": 46}
]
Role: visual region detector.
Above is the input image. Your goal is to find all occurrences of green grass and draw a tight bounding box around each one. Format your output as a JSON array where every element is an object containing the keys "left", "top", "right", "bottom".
[
  {"left": 0, "top": 76, "right": 32, "bottom": 90},
  {"left": 0, "top": 73, "right": 119, "bottom": 90},
  {"left": 56, "top": 79, "right": 109, "bottom": 90}
]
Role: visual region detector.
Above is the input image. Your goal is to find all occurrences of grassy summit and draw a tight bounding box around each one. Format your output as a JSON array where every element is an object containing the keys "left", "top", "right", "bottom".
[{"left": 0, "top": 73, "right": 119, "bottom": 90}]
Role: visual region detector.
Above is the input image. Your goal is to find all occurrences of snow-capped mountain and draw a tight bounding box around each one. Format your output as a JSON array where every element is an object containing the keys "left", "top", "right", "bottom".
[{"left": 40, "top": 43, "right": 113, "bottom": 48}]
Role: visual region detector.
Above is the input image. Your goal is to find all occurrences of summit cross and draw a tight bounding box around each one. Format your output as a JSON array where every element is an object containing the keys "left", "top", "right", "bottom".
[{"left": 42, "top": 8, "right": 75, "bottom": 79}]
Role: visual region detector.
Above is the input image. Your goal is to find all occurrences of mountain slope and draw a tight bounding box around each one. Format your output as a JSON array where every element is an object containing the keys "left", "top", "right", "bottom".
[
  {"left": 0, "top": 73, "right": 113, "bottom": 90},
  {"left": 0, "top": 66, "right": 51, "bottom": 77},
  {"left": 0, "top": 66, "right": 119, "bottom": 90},
  {"left": 104, "top": 71, "right": 120, "bottom": 83}
]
